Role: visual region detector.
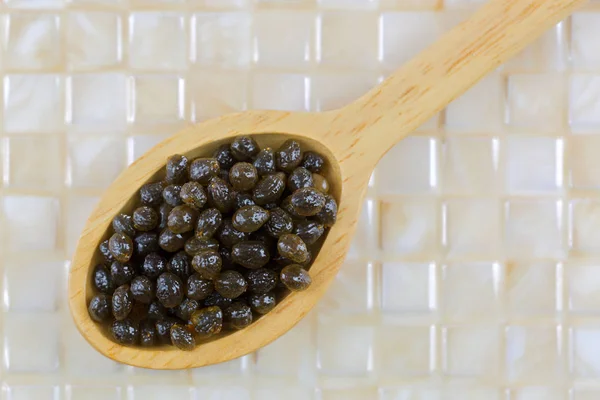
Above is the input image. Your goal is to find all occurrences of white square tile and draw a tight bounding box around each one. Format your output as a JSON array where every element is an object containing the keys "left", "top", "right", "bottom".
[
  {"left": 192, "top": 12, "right": 251, "bottom": 68},
  {"left": 189, "top": 71, "right": 248, "bottom": 122},
  {"left": 311, "top": 72, "right": 379, "bottom": 112},
  {"left": 377, "top": 324, "right": 434, "bottom": 377},
  {"left": 317, "top": 0, "right": 378, "bottom": 8},
  {"left": 443, "top": 199, "right": 500, "bottom": 258},
  {"left": 4, "top": 13, "right": 62, "bottom": 70},
  {"left": 5, "top": 135, "right": 63, "bottom": 190},
  {"left": 68, "top": 73, "right": 127, "bottom": 132},
  {"left": 63, "top": 324, "right": 121, "bottom": 376},
  {"left": 567, "top": 262, "right": 600, "bottom": 314},
  {"left": 507, "top": 261, "right": 558, "bottom": 316},
  {"left": 379, "top": 11, "right": 442, "bottom": 69},
  {"left": 129, "top": 12, "right": 187, "bottom": 70},
  {"left": 130, "top": 75, "right": 186, "bottom": 124},
  {"left": 317, "top": 315, "right": 373, "bottom": 375},
  {"left": 190, "top": 0, "right": 250, "bottom": 7},
  {"left": 445, "top": 75, "right": 502, "bottom": 132},
  {"left": 253, "top": 11, "right": 313, "bottom": 68},
  {"left": 3, "top": 259, "right": 63, "bottom": 311},
  {"left": 4, "top": 74, "right": 65, "bottom": 133},
  {"left": 3, "top": 386, "right": 60, "bottom": 400},
  {"left": 2, "top": 196, "right": 60, "bottom": 252},
  {"left": 571, "top": 13, "right": 600, "bottom": 70},
  {"left": 66, "top": 11, "right": 123, "bottom": 70},
  {"left": 130, "top": 387, "right": 193, "bottom": 400},
  {"left": 381, "top": 262, "right": 436, "bottom": 314},
  {"left": 127, "top": 134, "right": 170, "bottom": 164},
  {"left": 505, "top": 23, "right": 567, "bottom": 72},
  {"left": 193, "top": 387, "right": 251, "bottom": 400},
  {"left": 441, "top": 388, "right": 503, "bottom": 400},
  {"left": 66, "top": 386, "right": 121, "bottom": 400},
  {"left": 504, "top": 199, "right": 565, "bottom": 259},
  {"left": 67, "top": 136, "right": 126, "bottom": 188},
  {"left": 505, "top": 136, "right": 563, "bottom": 194},
  {"left": 347, "top": 198, "right": 379, "bottom": 259},
  {"left": 509, "top": 388, "right": 566, "bottom": 400},
  {"left": 442, "top": 136, "right": 499, "bottom": 194},
  {"left": 320, "top": 260, "right": 374, "bottom": 313},
  {"left": 569, "top": 74, "right": 600, "bottom": 132},
  {"left": 317, "top": 11, "right": 378, "bottom": 68},
  {"left": 506, "top": 325, "right": 563, "bottom": 384},
  {"left": 505, "top": 74, "right": 565, "bottom": 130},
  {"left": 4, "top": 312, "right": 60, "bottom": 372},
  {"left": 253, "top": 388, "right": 314, "bottom": 400},
  {"left": 569, "top": 136, "right": 600, "bottom": 189},
  {"left": 378, "top": 387, "right": 442, "bottom": 400},
  {"left": 65, "top": 195, "right": 99, "bottom": 256},
  {"left": 319, "top": 388, "right": 379, "bottom": 400},
  {"left": 443, "top": 325, "right": 500, "bottom": 377},
  {"left": 571, "top": 326, "right": 600, "bottom": 378},
  {"left": 570, "top": 199, "right": 600, "bottom": 256},
  {"left": 251, "top": 73, "right": 309, "bottom": 111},
  {"left": 190, "top": 356, "right": 246, "bottom": 377},
  {"left": 441, "top": 263, "right": 501, "bottom": 321},
  {"left": 572, "top": 389, "right": 600, "bottom": 400},
  {"left": 378, "top": 136, "right": 439, "bottom": 194}
]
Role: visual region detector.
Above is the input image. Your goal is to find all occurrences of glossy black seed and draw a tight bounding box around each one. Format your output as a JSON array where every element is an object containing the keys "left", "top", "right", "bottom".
[
  {"left": 158, "top": 229, "right": 188, "bottom": 252},
  {"left": 263, "top": 203, "right": 278, "bottom": 210},
  {"left": 190, "top": 306, "right": 223, "bottom": 336},
  {"left": 302, "top": 151, "right": 325, "bottom": 173},
  {"left": 170, "top": 324, "right": 196, "bottom": 350},
  {"left": 140, "top": 182, "right": 166, "bottom": 207},
  {"left": 157, "top": 203, "right": 172, "bottom": 231},
  {"left": 280, "top": 264, "right": 312, "bottom": 291},
  {"left": 196, "top": 208, "right": 223, "bottom": 238},
  {"left": 186, "top": 273, "right": 214, "bottom": 301},
  {"left": 185, "top": 237, "right": 219, "bottom": 256},
  {"left": 288, "top": 167, "right": 313, "bottom": 192},
  {"left": 112, "top": 284, "right": 133, "bottom": 320},
  {"left": 189, "top": 158, "right": 220, "bottom": 185},
  {"left": 230, "top": 136, "right": 259, "bottom": 161},
  {"left": 112, "top": 214, "right": 136, "bottom": 237},
  {"left": 218, "top": 168, "right": 230, "bottom": 181},
  {"left": 229, "top": 162, "right": 258, "bottom": 192},
  {"left": 235, "top": 193, "right": 256, "bottom": 209},
  {"left": 140, "top": 253, "right": 167, "bottom": 279},
  {"left": 110, "top": 261, "right": 136, "bottom": 286},
  {"left": 203, "top": 292, "right": 233, "bottom": 308},
  {"left": 315, "top": 194, "right": 338, "bottom": 227},
  {"left": 192, "top": 250, "right": 222, "bottom": 280},
  {"left": 252, "top": 172, "right": 286, "bottom": 205},
  {"left": 223, "top": 302, "right": 253, "bottom": 330},
  {"left": 231, "top": 241, "right": 270, "bottom": 269},
  {"left": 290, "top": 187, "right": 326, "bottom": 216},
  {"left": 276, "top": 139, "right": 302, "bottom": 172},
  {"left": 180, "top": 181, "right": 207, "bottom": 209},
  {"left": 132, "top": 206, "right": 158, "bottom": 232},
  {"left": 294, "top": 220, "right": 325, "bottom": 245},
  {"left": 155, "top": 318, "right": 178, "bottom": 344},
  {"left": 130, "top": 275, "right": 155, "bottom": 304},
  {"left": 207, "top": 177, "right": 235, "bottom": 213},
  {"left": 167, "top": 251, "right": 192, "bottom": 280},
  {"left": 264, "top": 207, "right": 293, "bottom": 238},
  {"left": 148, "top": 301, "right": 167, "bottom": 320},
  {"left": 111, "top": 319, "right": 138, "bottom": 345},
  {"left": 166, "top": 154, "right": 188, "bottom": 184},
  {"left": 139, "top": 319, "right": 157, "bottom": 347},
  {"left": 168, "top": 205, "right": 199, "bottom": 234},
  {"left": 88, "top": 294, "right": 111, "bottom": 322},
  {"left": 219, "top": 247, "right": 235, "bottom": 270},
  {"left": 156, "top": 272, "right": 184, "bottom": 308},
  {"left": 109, "top": 232, "right": 133, "bottom": 263},
  {"left": 133, "top": 232, "right": 160, "bottom": 258},
  {"left": 93, "top": 264, "right": 115, "bottom": 294},
  {"left": 99, "top": 240, "right": 115, "bottom": 263},
  {"left": 217, "top": 219, "right": 249, "bottom": 248},
  {"left": 249, "top": 230, "right": 276, "bottom": 250},
  {"left": 232, "top": 206, "right": 270, "bottom": 233},
  {"left": 249, "top": 292, "right": 276, "bottom": 315},
  {"left": 312, "top": 173, "right": 329, "bottom": 193},
  {"left": 274, "top": 248, "right": 312, "bottom": 268},
  {"left": 213, "top": 144, "right": 236, "bottom": 170},
  {"left": 246, "top": 268, "right": 277, "bottom": 294},
  {"left": 174, "top": 298, "right": 200, "bottom": 320},
  {"left": 281, "top": 195, "right": 302, "bottom": 218},
  {"left": 162, "top": 184, "right": 183, "bottom": 207},
  {"left": 277, "top": 234, "right": 309, "bottom": 264},
  {"left": 215, "top": 270, "right": 247, "bottom": 299},
  {"left": 253, "top": 147, "right": 276, "bottom": 176}
]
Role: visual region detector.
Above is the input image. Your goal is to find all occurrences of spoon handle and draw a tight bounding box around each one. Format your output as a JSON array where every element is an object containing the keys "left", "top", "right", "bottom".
[{"left": 338, "top": 0, "right": 585, "bottom": 161}]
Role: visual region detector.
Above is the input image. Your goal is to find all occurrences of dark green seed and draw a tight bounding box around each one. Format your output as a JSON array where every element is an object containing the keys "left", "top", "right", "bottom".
[
  {"left": 253, "top": 147, "right": 276, "bottom": 176},
  {"left": 133, "top": 232, "right": 160, "bottom": 258},
  {"left": 246, "top": 268, "right": 277, "bottom": 294},
  {"left": 158, "top": 229, "right": 188, "bottom": 252},
  {"left": 190, "top": 158, "right": 220, "bottom": 185},
  {"left": 294, "top": 220, "right": 325, "bottom": 245},
  {"left": 203, "top": 292, "right": 233, "bottom": 308},
  {"left": 190, "top": 306, "right": 223, "bottom": 337},
  {"left": 276, "top": 139, "right": 302, "bottom": 172},
  {"left": 167, "top": 251, "right": 192, "bottom": 280},
  {"left": 277, "top": 234, "right": 309, "bottom": 263},
  {"left": 302, "top": 151, "right": 325, "bottom": 173},
  {"left": 264, "top": 207, "right": 293, "bottom": 238},
  {"left": 229, "top": 162, "right": 258, "bottom": 192},
  {"left": 191, "top": 250, "right": 222, "bottom": 280},
  {"left": 132, "top": 206, "right": 158, "bottom": 232},
  {"left": 280, "top": 264, "right": 312, "bottom": 291},
  {"left": 186, "top": 273, "right": 214, "bottom": 301},
  {"left": 312, "top": 173, "right": 329, "bottom": 193},
  {"left": 148, "top": 301, "right": 167, "bottom": 320},
  {"left": 249, "top": 229, "right": 276, "bottom": 250},
  {"left": 112, "top": 284, "right": 133, "bottom": 320},
  {"left": 288, "top": 167, "right": 313, "bottom": 192},
  {"left": 156, "top": 272, "right": 184, "bottom": 308},
  {"left": 163, "top": 184, "right": 183, "bottom": 207},
  {"left": 252, "top": 172, "right": 286, "bottom": 205},
  {"left": 231, "top": 241, "right": 270, "bottom": 269},
  {"left": 281, "top": 195, "right": 302, "bottom": 218},
  {"left": 230, "top": 136, "right": 259, "bottom": 161},
  {"left": 290, "top": 187, "right": 326, "bottom": 216},
  {"left": 232, "top": 206, "right": 270, "bottom": 233},
  {"left": 235, "top": 193, "right": 256, "bottom": 209},
  {"left": 217, "top": 219, "right": 249, "bottom": 248},
  {"left": 315, "top": 194, "right": 338, "bottom": 227},
  {"left": 157, "top": 203, "right": 172, "bottom": 231},
  {"left": 140, "top": 253, "right": 167, "bottom": 279},
  {"left": 184, "top": 237, "right": 219, "bottom": 256},
  {"left": 140, "top": 181, "right": 166, "bottom": 207},
  {"left": 88, "top": 294, "right": 111, "bottom": 322},
  {"left": 215, "top": 270, "right": 247, "bottom": 299},
  {"left": 170, "top": 324, "right": 196, "bottom": 351},
  {"left": 180, "top": 181, "right": 207, "bottom": 209},
  {"left": 213, "top": 144, "right": 236, "bottom": 170},
  {"left": 207, "top": 177, "right": 235, "bottom": 213},
  {"left": 249, "top": 292, "right": 276, "bottom": 315},
  {"left": 111, "top": 319, "right": 138, "bottom": 345},
  {"left": 223, "top": 302, "right": 253, "bottom": 330},
  {"left": 219, "top": 247, "right": 235, "bottom": 270},
  {"left": 112, "top": 214, "right": 136, "bottom": 237},
  {"left": 155, "top": 318, "right": 178, "bottom": 344},
  {"left": 110, "top": 261, "right": 136, "bottom": 286},
  {"left": 174, "top": 298, "right": 200, "bottom": 320},
  {"left": 99, "top": 240, "right": 115, "bottom": 263},
  {"left": 93, "top": 264, "right": 115, "bottom": 294},
  {"left": 168, "top": 205, "right": 198, "bottom": 234},
  {"left": 196, "top": 208, "right": 223, "bottom": 239},
  {"left": 139, "top": 319, "right": 157, "bottom": 347},
  {"left": 130, "top": 275, "right": 155, "bottom": 304},
  {"left": 166, "top": 154, "right": 188, "bottom": 184},
  {"left": 109, "top": 232, "right": 133, "bottom": 263}
]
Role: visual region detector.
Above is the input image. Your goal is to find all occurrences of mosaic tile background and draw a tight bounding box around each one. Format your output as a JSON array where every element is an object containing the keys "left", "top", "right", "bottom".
[{"left": 1, "top": 0, "right": 600, "bottom": 399}]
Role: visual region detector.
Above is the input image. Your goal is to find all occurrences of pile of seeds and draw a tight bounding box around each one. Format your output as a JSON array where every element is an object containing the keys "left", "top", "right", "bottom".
[{"left": 87, "top": 136, "right": 338, "bottom": 350}]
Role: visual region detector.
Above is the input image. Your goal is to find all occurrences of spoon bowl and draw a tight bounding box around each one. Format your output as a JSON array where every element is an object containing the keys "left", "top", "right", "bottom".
[{"left": 69, "top": 0, "right": 586, "bottom": 369}]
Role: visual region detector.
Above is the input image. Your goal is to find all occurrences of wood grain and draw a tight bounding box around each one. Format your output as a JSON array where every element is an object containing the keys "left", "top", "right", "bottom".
[{"left": 69, "top": 0, "right": 587, "bottom": 369}]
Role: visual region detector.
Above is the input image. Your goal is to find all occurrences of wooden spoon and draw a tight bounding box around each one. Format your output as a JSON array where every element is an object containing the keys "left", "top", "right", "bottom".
[{"left": 69, "top": 0, "right": 585, "bottom": 369}]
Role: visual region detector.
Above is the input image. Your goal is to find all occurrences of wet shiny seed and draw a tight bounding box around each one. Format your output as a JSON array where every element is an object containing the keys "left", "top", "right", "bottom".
[
  {"left": 130, "top": 275, "right": 155, "bottom": 304},
  {"left": 158, "top": 229, "right": 188, "bottom": 252},
  {"left": 140, "top": 182, "right": 166, "bottom": 207},
  {"left": 163, "top": 184, "right": 183, "bottom": 207},
  {"left": 232, "top": 205, "right": 270, "bottom": 233},
  {"left": 88, "top": 294, "right": 111, "bottom": 322},
  {"left": 312, "top": 173, "right": 329, "bottom": 193},
  {"left": 253, "top": 147, "right": 276, "bottom": 176},
  {"left": 217, "top": 219, "right": 249, "bottom": 248},
  {"left": 132, "top": 206, "right": 158, "bottom": 231},
  {"left": 277, "top": 234, "right": 309, "bottom": 264},
  {"left": 230, "top": 136, "right": 259, "bottom": 161},
  {"left": 112, "top": 214, "right": 136, "bottom": 237},
  {"left": 110, "top": 261, "right": 136, "bottom": 286},
  {"left": 166, "top": 154, "right": 188, "bottom": 184},
  {"left": 264, "top": 207, "right": 293, "bottom": 238},
  {"left": 215, "top": 270, "right": 247, "bottom": 298},
  {"left": 252, "top": 172, "right": 286, "bottom": 205},
  {"left": 302, "top": 151, "right": 325, "bottom": 173},
  {"left": 315, "top": 194, "right": 338, "bottom": 227},
  {"left": 109, "top": 232, "right": 133, "bottom": 263},
  {"left": 168, "top": 205, "right": 198, "bottom": 234},
  {"left": 148, "top": 301, "right": 167, "bottom": 320},
  {"left": 133, "top": 232, "right": 159, "bottom": 258},
  {"left": 207, "top": 177, "right": 235, "bottom": 213},
  {"left": 186, "top": 273, "right": 214, "bottom": 301},
  {"left": 293, "top": 220, "right": 325, "bottom": 245},
  {"left": 190, "top": 158, "right": 220, "bottom": 185},
  {"left": 155, "top": 318, "right": 178, "bottom": 344},
  {"left": 167, "top": 251, "right": 192, "bottom": 280},
  {"left": 246, "top": 268, "right": 277, "bottom": 294},
  {"left": 231, "top": 241, "right": 270, "bottom": 269},
  {"left": 140, "top": 253, "right": 167, "bottom": 279},
  {"left": 112, "top": 284, "right": 133, "bottom": 320},
  {"left": 196, "top": 208, "right": 222, "bottom": 238},
  {"left": 192, "top": 250, "right": 222, "bottom": 280},
  {"left": 235, "top": 192, "right": 256, "bottom": 209},
  {"left": 99, "top": 240, "right": 114, "bottom": 262},
  {"left": 111, "top": 319, "right": 138, "bottom": 345},
  {"left": 139, "top": 319, "right": 157, "bottom": 347},
  {"left": 184, "top": 237, "right": 219, "bottom": 256},
  {"left": 174, "top": 298, "right": 200, "bottom": 320},
  {"left": 190, "top": 306, "right": 223, "bottom": 337},
  {"left": 180, "top": 181, "right": 207, "bottom": 209},
  {"left": 156, "top": 272, "right": 184, "bottom": 308},
  {"left": 280, "top": 264, "right": 312, "bottom": 291},
  {"left": 229, "top": 162, "right": 258, "bottom": 192},
  {"left": 224, "top": 302, "right": 253, "bottom": 329},
  {"left": 93, "top": 264, "right": 115, "bottom": 294},
  {"left": 157, "top": 203, "right": 172, "bottom": 231},
  {"left": 249, "top": 292, "right": 276, "bottom": 315},
  {"left": 170, "top": 324, "right": 196, "bottom": 351},
  {"left": 288, "top": 167, "right": 313, "bottom": 192},
  {"left": 290, "top": 187, "right": 326, "bottom": 216},
  {"left": 276, "top": 139, "right": 302, "bottom": 172},
  {"left": 213, "top": 144, "right": 236, "bottom": 170}
]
